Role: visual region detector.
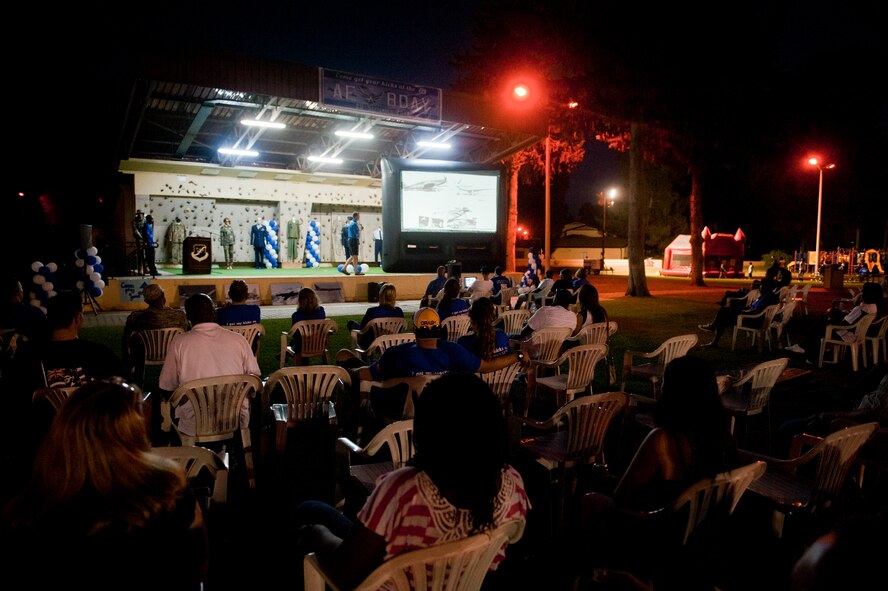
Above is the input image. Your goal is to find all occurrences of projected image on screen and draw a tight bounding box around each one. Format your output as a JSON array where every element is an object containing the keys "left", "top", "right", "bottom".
[{"left": 401, "top": 170, "right": 498, "bottom": 233}]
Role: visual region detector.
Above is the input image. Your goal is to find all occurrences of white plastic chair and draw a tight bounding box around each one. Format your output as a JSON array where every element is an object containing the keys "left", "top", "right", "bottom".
[
  {"left": 818, "top": 313, "right": 876, "bottom": 371},
  {"left": 280, "top": 318, "right": 338, "bottom": 368},
  {"left": 533, "top": 344, "right": 609, "bottom": 407},
  {"left": 440, "top": 315, "right": 472, "bottom": 342},
  {"left": 720, "top": 357, "right": 789, "bottom": 452},
  {"left": 303, "top": 518, "right": 525, "bottom": 591},
  {"left": 494, "top": 309, "right": 530, "bottom": 335},
  {"left": 131, "top": 327, "right": 184, "bottom": 385},
  {"left": 336, "top": 419, "right": 415, "bottom": 501},
  {"left": 767, "top": 300, "right": 798, "bottom": 349},
  {"left": 791, "top": 283, "right": 813, "bottom": 315},
  {"left": 222, "top": 323, "right": 265, "bottom": 358},
  {"left": 355, "top": 331, "right": 415, "bottom": 363},
  {"left": 350, "top": 317, "right": 408, "bottom": 352},
  {"left": 864, "top": 315, "right": 888, "bottom": 365},
  {"left": 731, "top": 304, "right": 781, "bottom": 353},
  {"left": 477, "top": 361, "right": 522, "bottom": 415},
  {"left": 151, "top": 445, "right": 229, "bottom": 508},
  {"left": 621, "top": 334, "right": 698, "bottom": 407}
]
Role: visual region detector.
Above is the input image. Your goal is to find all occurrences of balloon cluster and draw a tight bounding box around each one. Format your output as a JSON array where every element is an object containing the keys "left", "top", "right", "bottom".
[
  {"left": 305, "top": 220, "right": 322, "bottom": 268},
  {"left": 29, "top": 261, "right": 59, "bottom": 313},
  {"left": 262, "top": 220, "right": 280, "bottom": 269},
  {"left": 338, "top": 262, "right": 369, "bottom": 274},
  {"left": 74, "top": 246, "right": 105, "bottom": 299},
  {"left": 520, "top": 247, "right": 543, "bottom": 287}
]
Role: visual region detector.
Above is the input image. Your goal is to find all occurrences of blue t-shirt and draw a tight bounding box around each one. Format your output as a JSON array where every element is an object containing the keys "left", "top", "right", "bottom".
[
  {"left": 457, "top": 329, "right": 512, "bottom": 359},
  {"left": 291, "top": 307, "right": 326, "bottom": 324},
  {"left": 436, "top": 298, "right": 470, "bottom": 321},
  {"left": 359, "top": 305, "right": 404, "bottom": 329},
  {"left": 424, "top": 276, "right": 449, "bottom": 298},
  {"left": 348, "top": 219, "right": 361, "bottom": 240},
  {"left": 369, "top": 340, "right": 482, "bottom": 380},
  {"left": 216, "top": 304, "right": 261, "bottom": 326},
  {"left": 491, "top": 274, "right": 512, "bottom": 295}
]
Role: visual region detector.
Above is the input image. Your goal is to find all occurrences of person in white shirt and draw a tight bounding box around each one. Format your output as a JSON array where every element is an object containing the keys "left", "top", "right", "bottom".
[
  {"left": 372, "top": 226, "right": 383, "bottom": 264},
  {"left": 520, "top": 289, "right": 577, "bottom": 338},
  {"left": 467, "top": 266, "right": 495, "bottom": 301},
  {"left": 158, "top": 293, "right": 260, "bottom": 437}
]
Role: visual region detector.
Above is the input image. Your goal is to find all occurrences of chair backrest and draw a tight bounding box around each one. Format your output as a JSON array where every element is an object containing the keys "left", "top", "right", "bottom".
[
  {"left": 477, "top": 362, "right": 522, "bottom": 411},
  {"left": 666, "top": 460, "right": 767, "bottom": 546},
  {"left": 551, "top": 391, "right": 628, "bottom": 463},
  {"left": 223, "top": 323, "right": 265, "bottom": 356},
  {"left": 361, "top": 419, "right": 415, "bottom": 469},
  {"left": 607, "top": 321, "right": 618, "bottom": 339},
  {"left": 169, "top": 374, "right": 263, "bottom": 444},
  {"left": 361, "top": 375, "right": 442, "bottom": 420},
  {"left": 772, "top": 300, "right": 798, "bottom": 327},
  {"left": 32, "top": 386, "right": 78, "bottom": 412},
  {"left": 286, "top": 318, "right": 339, "bottom": 362},
  {"left": 264, "top": 365, "right": 351, "bottom": 425},
  {"left": 561, "top": 344, "right": 609, "bottom": 393},
  {"left": 846, "top": 313, "right": 876, "bottom": 345},
  {"left": 358, "top": 317, "right": 408, "bottom": 340},
  {"left": 498, "top": 286, "right": 520, "bottom": 307},
  {"left": 441, "top": 316, "right": 472, "bottom": 342},
  {"left": 653, "top": 334, "right": 699, "bottom": 366},
  {"left": 304, "top": 518, "right": 525, "bottom": 591},
  {"left": 731, "top": 357, "right": 789, "bottom": 412},
  {"left": 527, "top": 327, "right": 573, "bottom": 363},
  {"left": 134, "top": 327, "right": 184, "bottom": 364},
  {"left": 151, "top": 445, "right": 229, "bottom": 507},
  {"left": 496, "top": 309, "right": 530, "bottom": 335},
  {"left": 365, "top": 333, "right": 417, "bottom": 361},
  {"left": 572, "top": 322, "right": 610, "bottom": 345},
  {"left": 808, "top": 422, "right": 878, "bottom": 507}
]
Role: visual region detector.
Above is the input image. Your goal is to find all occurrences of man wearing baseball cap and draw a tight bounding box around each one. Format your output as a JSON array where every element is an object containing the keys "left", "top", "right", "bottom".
[{"left": 122, "top": 284, "right": 188, "bottom": 371}]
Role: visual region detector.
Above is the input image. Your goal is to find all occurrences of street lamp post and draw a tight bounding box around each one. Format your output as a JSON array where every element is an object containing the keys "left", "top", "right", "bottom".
[
  {"left": 807, "top": 158, "right": 836, "bottom": 278},
  {"left": 599, "top": 188, "right": 618, "bottom": 271}
]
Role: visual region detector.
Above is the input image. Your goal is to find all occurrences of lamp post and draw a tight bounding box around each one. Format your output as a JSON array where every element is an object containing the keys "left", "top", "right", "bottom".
[
  {"left": 599, "top": 187, "right": 618, "bottom": 271},
  {"left": 807, "top": 157, "right": 835, "bottom": 278}
]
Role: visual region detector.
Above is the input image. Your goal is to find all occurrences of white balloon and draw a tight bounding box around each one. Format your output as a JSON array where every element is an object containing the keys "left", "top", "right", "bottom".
[
  {"left": 46, "top": 262, "right": 57, "bottom": 272},
  {"left": 42, "top": 282, "right": 54, "bottom": 292},
  {"left": 86, "top": 265, "right": 94, "bottom": 275},
  {"left": 89, "top": 272, "right": 101, "bottom": 282},
  {"left": 31, "top": 261, "right": 43, "bottom": 272},
  {"left": 346, "top": 264, "right": 355, "bottom": 273},
  {"left": 94, "top": 280, "right": 105, "bottom": 289},
  {"left": 33, "top": 275, "right": 46, "bottom": 285},
  {"left": 75, "top": 259, "right": 85, "bottom": 267},
  {"left": 87, "top": 246, "right": 98, "bottom": 256},
  {"left": 76, "top": 281, "right": 85, "bottom": 290},
  {"left": 94, "top": 256, "right": 101, "bottom": 264}
]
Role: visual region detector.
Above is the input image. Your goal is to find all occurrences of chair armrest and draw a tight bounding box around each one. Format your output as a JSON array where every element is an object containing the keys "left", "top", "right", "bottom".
[
  {"left": 336, "top": 436, "right": 364, "bottom": 456},
  {"left": 304, "top": 553, "right": 342, "bottom": 591},
  {"left": 512, "top": 413, "right": 562, "bottom": 431},
  {"left": 822, "top": 323, "right": 847, "bottom": 341},
  {"left": 737, "top": 308, "right": 767, "bottom": 326},
  {"left": 622, "top": 349, "right": 658, "bottom": 369},
  {"left": 788, "top": 432, "right": 824, "bottom": 459}
]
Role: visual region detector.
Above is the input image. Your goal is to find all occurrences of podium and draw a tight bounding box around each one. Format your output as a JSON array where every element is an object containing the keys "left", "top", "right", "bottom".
[{"left": 183, "top": 237, "right": 212, "bottom": 274}]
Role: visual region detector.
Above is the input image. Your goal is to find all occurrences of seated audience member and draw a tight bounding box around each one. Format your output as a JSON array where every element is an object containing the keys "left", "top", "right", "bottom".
[
  {"left": 458, "top": 296, "right": 512, "bottom": 360},
  {"left": 435, "top": 278, "right": 470, "bottom": 322},
  {"left": 292, "top": 372, "right": 530, "bottom": 590},
  {"left": 346, "top": 283, "right": 404, "bottom": 349},
  {"left": 572, "top": 267, "right": 590, "bottom": 292},
  {"left": 716, "top": 279, "right": 762, "bottom": 307},
  {"left": 0, "top": 378, "right": 208, "bottom": 590},
  {"left": 551, "top": 268, "right": 574, "bottom": 296},
  {"left": 158, "top": 293, "right": 260, "bottom": 439},
  {"left": 697, "top": 277, "right": 780, "bottom": 347},
  {"left": 785, "top": 281, "right": 883, "bottom": 361},
  {"left": 1, "top": 275, "right": 49, "bottom": 350},
  {"left": 289, "top": 287, "right": 327, "bottom": 354},
  {"left": 519, "top": 288, "right": 577, "bottom": 339},
  {"left": 777, "top": 369, "right": 888, "bottom": 457},
  {"left": 467, "top": 266, "right": 495, "bottom": 301},
  {"left": 490, "top": 265, "right": 513, "bottom": 305},
  {"left": 42, "top": 291, "right": 127, "bottom": 388},
  {"left": 215, "top": 280, "right": 261, "bottom": 326},
  {"left": 574, "top": 283, "right": 608, "bottom": 330},
  {"left": 578, "top": 356, "right": 736, "bottom": 579},
  {"left": 421, "top": 266, "right": 448, "bottom": 308},
  {"left": 515, "top": 269, "right": 555, "bottom": 311},
  {"left": 122, "top": 284, "right": 188, "bottom": 368}
]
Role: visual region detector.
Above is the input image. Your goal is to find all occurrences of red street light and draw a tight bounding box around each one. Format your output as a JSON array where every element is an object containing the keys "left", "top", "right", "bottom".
[{"left": 807, "top": 157, "right": 836, "bottom": 277}]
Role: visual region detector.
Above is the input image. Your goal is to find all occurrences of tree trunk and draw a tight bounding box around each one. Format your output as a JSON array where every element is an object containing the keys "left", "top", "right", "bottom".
[
  {"left": 507, "top": 160, "right": 519, "bottom": 272},
  {"left": 626, "top": 121, "right": 651, "bottom": 297},
  {"left": 688, "top": 163, "right": 706, "bottom": 286}
]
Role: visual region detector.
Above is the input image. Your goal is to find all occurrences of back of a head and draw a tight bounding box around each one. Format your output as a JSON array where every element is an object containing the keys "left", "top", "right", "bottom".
[
  {"left": 578, "top": 283, "right": 599, "bottom": 309},
  {"left": 45, "top": 292, "right": 83, "bottom": 330},
  {"left": 554, "top": 289, "right": 573, "bottom": 308},
  {"left": 141, "top": 284, "right": 165, "bottom": 308},
  {"left": 494, "top": 266, "right": 503, "bottom": 275},
  {"left": 480, "top": 266, "right": 490, "bottom": 277},
  {"left": 437, "top": 265, "right": 446, "bottom": 277},
  {"left": 379, "top": 283, "right": 397, "bottom": 307},
  {"left": 413, "top": 307, "right": 442, "bottom": 339},
  {"left": 228, "top": 280, "right": 249, "bottom": 303},
  {"left": 184, "top": 293, "right": 216, "bottom": 325},
  {"left": 469, "top": 296, "right": 495, "bottom": 326},
  {"left": 297, "top": 287, "right": 319, "bottom": 312},
  {"left": 412, "top": 373, "right": 507, "bottom": 526},
  {"left": 546, "top": 269, "right": 556, "bottom": 279},
  {"left": 657, "top": 356, "right": 722, "bottom": 429},
  {"left": 443, "top": 277, "right": 461, "bottom": 299},
  {"left": 861, "top": 281, "right": 882, "bottom": 304}
]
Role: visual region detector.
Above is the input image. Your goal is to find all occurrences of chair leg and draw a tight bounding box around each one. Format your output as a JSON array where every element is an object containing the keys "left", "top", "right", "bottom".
[{"left": 240, "top": 427, "right": 256, "bottom": 489}]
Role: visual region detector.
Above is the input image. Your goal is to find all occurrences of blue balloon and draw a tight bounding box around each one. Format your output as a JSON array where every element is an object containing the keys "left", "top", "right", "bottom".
[
  {"left": 93, "top": 264, "right": 104, "bottom": 273},
  {"left": 86, "top": 256, "right": 97, "bottom": 266},
  {"left": 89, "top": 287, "right": 103, "bottom": 298}
]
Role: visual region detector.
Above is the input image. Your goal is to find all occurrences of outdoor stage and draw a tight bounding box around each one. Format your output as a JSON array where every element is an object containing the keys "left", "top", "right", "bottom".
[{"left": 100, "top": 265, "right": 523, "bottom": 312}]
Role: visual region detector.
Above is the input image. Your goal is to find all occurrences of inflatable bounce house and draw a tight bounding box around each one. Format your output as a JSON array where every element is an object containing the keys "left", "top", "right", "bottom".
[{"left": 660, "top": 227, "right": 746, "bottom": 278}]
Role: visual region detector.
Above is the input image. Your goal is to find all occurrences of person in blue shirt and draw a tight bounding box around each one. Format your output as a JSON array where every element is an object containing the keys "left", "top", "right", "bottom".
[
  {"left": 698, "top": 277, "right": 780, "bottom": 347},
  {"left": 490, "top": 266, "right": 512, "bottom": 300},
  {"left": 435, "top": 278, "right": 470, "bottom": 322},
  {"left": 347, "top": 283, "right": 405, "bottom": 349},
  {"left": 290, "top": 287, "right": 326, "bottom": 353},
  {"left": 341, "top": 212, "right": 364, "bottom": 275},
  {"left": 143, "top": 215, "right": 159, "bottom": 277},
  {"left": 421, "top": 266, "right": 449, "bottom": 307},
  {"left": 457, "top": 297, "right": 512, "bottom": 360},
  {"left": 216, "top": 280, "right": 261, "bottom": 326}
]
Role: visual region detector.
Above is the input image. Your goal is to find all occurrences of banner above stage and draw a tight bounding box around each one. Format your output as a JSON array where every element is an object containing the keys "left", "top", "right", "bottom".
[{"left": 320, "top": 68, "right": 442, "bottom": 124}]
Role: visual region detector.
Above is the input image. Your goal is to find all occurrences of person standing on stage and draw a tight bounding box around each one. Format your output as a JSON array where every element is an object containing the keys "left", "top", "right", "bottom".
[
  {"left": 250, "top": 219, "right": 269, "bottom": 269},
  {"left": 143, "top": 215, "right": 159, "bottom": 277},
  {"left": 131, "top": 210, "right": 145, "bottom": 275},
  {"left": 220, "top": 217, "right": 235, "bottom": 270},
  {"left": 373, "top": 226, "right": 383, "bottom": 264},
  {"left": 340, "top": 216, "right": 352, "bottom": 264},
  {"left": 341, "top": 212, "right": 364, "bottom": 276}
]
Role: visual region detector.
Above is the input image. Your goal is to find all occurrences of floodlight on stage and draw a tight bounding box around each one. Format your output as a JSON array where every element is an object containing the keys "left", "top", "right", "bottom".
[
  {"left": 240, "top": 119, "right": 286, "bottom": 129},
  {"left": 218, "top": 147, "right": 259, "bottom": 157}
]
